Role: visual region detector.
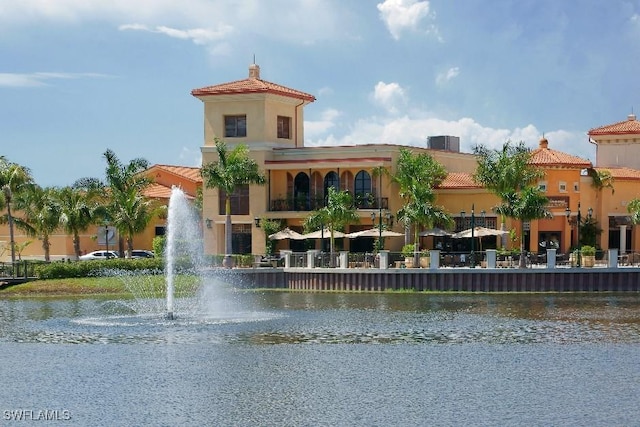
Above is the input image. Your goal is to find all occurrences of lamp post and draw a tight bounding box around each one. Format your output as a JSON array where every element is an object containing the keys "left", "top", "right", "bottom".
[
  {"left": 371, "top": 211, "right": 393, "bottom": 252},
  {"left": 565, "top": 202, "right": 593, "bottom": 268},
  {"left": 460, "top": 205, "right": 476, "bottom": 268}
]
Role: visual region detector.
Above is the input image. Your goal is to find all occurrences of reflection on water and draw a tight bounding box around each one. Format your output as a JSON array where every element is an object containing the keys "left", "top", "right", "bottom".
[
  {"left": 1, "top": 293, "right": 640, "bottom": 426},
  {"left": 1, "top": 293, "right": 640, "bottom": 345}
]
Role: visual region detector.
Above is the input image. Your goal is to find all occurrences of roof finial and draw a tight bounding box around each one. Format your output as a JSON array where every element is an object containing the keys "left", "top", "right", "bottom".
[
  {"left": 628, "top": 108, "right": 636, "bottom": 121},
  {"left": 248, "top": 58, "right": 260, "bottom": 80},
  {"left": 539, "top": 133, "right": 549, "bottom": 149}
]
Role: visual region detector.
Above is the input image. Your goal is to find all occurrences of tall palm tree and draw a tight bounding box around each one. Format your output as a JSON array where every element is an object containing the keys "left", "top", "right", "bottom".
[
  {"left": 102, "top": 149, "right": 157, "bottom": 258},
  {"left": 392, "top": 148, "right": 448, "bottom": 259},
  {"left": 474, "top": 141, "right": 549, "bottom": 268},
  {"left": 0, "top": 156, "right": 33, "bottom": 263},
  {"left": 14, "top": 185, "right": 62, "bottom": 262},
  {"left": 303, "top": 187, "right": 359, "bottom": 264},
  {"left": 57, "top": 185, "right": 101, "bottom": 260},
  {"left": 201, "top": 138, "right": 266, "bottom": 268}
]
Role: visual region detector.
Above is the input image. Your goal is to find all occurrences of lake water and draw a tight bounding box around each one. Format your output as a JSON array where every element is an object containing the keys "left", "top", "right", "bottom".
[{"left": 1, "top": 292, "right": 639, "bottom": 426}]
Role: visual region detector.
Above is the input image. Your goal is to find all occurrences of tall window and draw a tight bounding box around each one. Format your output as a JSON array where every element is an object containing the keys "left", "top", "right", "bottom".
[
  {"left": 218, "top": 184, "right": 249, "bottom": 215},
  {"left": 225, "top": 115, "right": 247, "bottom": 138},
  {"left": 277, "top": 116, "right": 291, "bottom": 139},
  {"left": 354, "top": 170, "right": 372, "bottom": 197}
]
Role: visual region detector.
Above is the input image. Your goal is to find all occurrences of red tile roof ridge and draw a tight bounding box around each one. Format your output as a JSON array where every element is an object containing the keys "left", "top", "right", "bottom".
[
  {"left": 529, "top": 147, "right": 592, "bottom": 168},
  {"left": 191, "top": 77, "right": 315, "bottom": 102}
]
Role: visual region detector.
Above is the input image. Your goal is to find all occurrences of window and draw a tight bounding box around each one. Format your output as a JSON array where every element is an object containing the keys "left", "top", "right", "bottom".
[
  {"left": 277, "top": 116, "right": 291, "bottom": 139},
  {"left": 224, "top": 115, "right": 247, "bottom": 138},
  {"left": 218, "top": 184, "right": 249, "bottom": 215},
  {"left": 538, "top": 181, "right": 547, "bottom": 192},
  {"left": 559, "top": 181, "right": 567, "bottom": 192}
]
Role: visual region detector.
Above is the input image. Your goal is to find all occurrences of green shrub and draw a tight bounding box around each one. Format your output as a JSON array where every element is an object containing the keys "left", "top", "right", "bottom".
[
  {"left": 401, "top": 244, "right": 415, "bottom": 257},
  {"left": 35, "top": 258, "right": 164, "bottom": 280},
  {"left": 581, "top": 245, "right": 596, "bottom": 256}
]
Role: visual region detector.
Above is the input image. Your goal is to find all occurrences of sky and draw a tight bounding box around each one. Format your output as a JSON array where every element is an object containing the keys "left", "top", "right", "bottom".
[{"left": 2, "top": 0, "right": 640, "bottom": 187}]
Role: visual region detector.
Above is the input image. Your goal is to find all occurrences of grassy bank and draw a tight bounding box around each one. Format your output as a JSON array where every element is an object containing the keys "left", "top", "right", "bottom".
[
  {"left": 0, "top": 275, "right": 201, "bottom": 298},
  {"left": 0, "top": 277, "right": 130, "bottom": 297}
]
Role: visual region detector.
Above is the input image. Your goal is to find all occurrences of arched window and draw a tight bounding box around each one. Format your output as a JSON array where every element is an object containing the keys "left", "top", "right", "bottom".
[
  {"left": 324, "top": 171, "right": 339, "bottom": 193},
  {"left": 293, "top": 172, "right": 310, "bottom": 210},
  {"left": 354, "top": 170, "right": 372, "bottom": 207}
]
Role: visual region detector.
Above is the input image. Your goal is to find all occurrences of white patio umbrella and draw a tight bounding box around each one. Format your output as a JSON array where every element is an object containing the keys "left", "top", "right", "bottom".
[
  {"left": 452, "top": 226, "right": 508, "bottom": 252},
  {"left": 346, "top": 228, "right": 404, "bottom": 238},
  {"left": 301, "top": 228, "right": 346, "bottom": 239},
  {"left": 452, "top": 226, "right": 508, "bottom": 239},
  {"left": 268, "top": 227, "right": 305, "bottom": 240},
  {"left": 419, "top": 228, "right": 453, "bottom": 237}
]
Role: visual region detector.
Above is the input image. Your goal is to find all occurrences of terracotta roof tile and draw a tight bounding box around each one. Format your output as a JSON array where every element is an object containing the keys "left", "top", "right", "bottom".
[
  {"left": 152, "top": 165, "right": 202, "bottom": 183},
  {"left": 529, "top": 146, "right": 591, "bottom": 168},
  {"left": 588, "top": 114, "right": 640, "bottom": 136},
  {"left": 438, "top": 173, "right": 481, "bottom": 189},
  {"left": 594, "top": 167, "right": 640, "bottom": 180},
  {"left": 191, "top": 77, "right": 315, "bottom": 102},
  {"left": 143, "top": 183, "right": 195, "bottom": 200}
]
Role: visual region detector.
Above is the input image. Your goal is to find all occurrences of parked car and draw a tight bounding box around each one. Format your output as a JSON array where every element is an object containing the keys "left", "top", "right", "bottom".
[
  {"left": 131, "top": 250, "right": 155, "bottom": 259},
  {"left": 79, "top": 250, "right": 119, "bottom": 261}
]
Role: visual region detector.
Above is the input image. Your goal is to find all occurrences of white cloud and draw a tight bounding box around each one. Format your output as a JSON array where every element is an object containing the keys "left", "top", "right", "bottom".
[
  {"left": 119, "top": 23, "right": 232, "bottom": 45},
  {"left": 305, "top": 108, "right": 341, "bottom": 140},
  {"left": 371, "top": 81, "right": 407, "bottom": 114},
  {"left": 436, "top": 67, "right": 460, "bottom": 86},
  {"left": 305, "top": 112, "right": 593, "bottom": 162},
  {"left": 0, "top": 72, "right": 112, "bottom": 88},
  {"left": 377, "top": 0, "right": 437, "bottom": 40}
]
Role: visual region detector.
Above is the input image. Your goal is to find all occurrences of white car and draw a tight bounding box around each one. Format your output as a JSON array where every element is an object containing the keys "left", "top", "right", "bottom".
[{"left": 79, "top": 250, "right": 119, "bottom": 261}]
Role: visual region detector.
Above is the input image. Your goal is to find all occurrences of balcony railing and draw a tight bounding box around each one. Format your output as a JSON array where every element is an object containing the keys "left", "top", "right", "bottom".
[{"left": 270, "top": 196, "right": 389, "bottom": 212}]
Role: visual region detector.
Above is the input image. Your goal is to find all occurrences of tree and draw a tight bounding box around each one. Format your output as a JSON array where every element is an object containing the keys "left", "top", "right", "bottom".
[
  {"left": 102, "top": 149, "right": 159, "bottom": 258},
  {"left": 303, "top": 187, "right": 359, "bottom": 264},
  {"left": 0, "top": 157, "right": 34, "bottom": 263},
  {"left": 14, "top": 185, "right": 62, "bottom": 262},
  {"left": 474, "top": 141, "right": 549, "bottom": 268},
  {"left": 200, "top": 138, "right": 266, "bottom": 267},
  {"left": 627, "top": 199, "right": 640, "bottom": 225},
  {"left": 392, "top": 148, "right": 449, "bottom": 262},
  {"left": 57, "top": 185, "right": 101, "bottom": 260}
]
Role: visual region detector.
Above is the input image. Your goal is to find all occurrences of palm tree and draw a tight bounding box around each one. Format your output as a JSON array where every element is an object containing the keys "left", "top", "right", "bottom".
[
  {"left": 57, "top": 185, "right": 101, "bottom": 260},
  {"left": 102, "top": 149, "right": 157, "bottom": 258},
  {"left": 474, "top": 141, "right": 550, "bottom": 267},
  {"left": 0, "top": 157, "right": 33, "bottom": 263},
  {"left": 303, "top": 187, "right": 359, "bottom": 265},
  {"left": 14, "top": 185, "right": 62, "bottom": 262},
  {"left": 392, "top": 148, "right": 448, "bottom": 260},
  {"left": 397, "top": 184, "right": 452, "bottom": 265},
  {"left": 201, "top": 138, "right": 266, "bottom": 267}
]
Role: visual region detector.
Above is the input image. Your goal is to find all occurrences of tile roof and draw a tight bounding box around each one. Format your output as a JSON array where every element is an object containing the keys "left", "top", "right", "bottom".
[
  {"left": 588, "top": 114, "right": 640, "bottom": 136},
  {"left": 143, "top": 183, "right": 195, "bottom": 200},
  {"left": 594, "top": 167, "right": 640, "bottom": 180},
  {"left": 152, "top": 165, "right": 202, "bottom": 183},
  {"left": 191, "top": 76, "right": 315, "bottom": 102},
  {"left": 529, "top": 138, "right": 591, "bottom": 168},
  {"left": 438, "top": 172, "right": 481, "bottom": 189}
]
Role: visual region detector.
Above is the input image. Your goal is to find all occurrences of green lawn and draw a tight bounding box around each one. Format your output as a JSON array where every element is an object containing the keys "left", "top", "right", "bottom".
[{"left": 0, "top": 275, "right": 201, "bottom": 298}]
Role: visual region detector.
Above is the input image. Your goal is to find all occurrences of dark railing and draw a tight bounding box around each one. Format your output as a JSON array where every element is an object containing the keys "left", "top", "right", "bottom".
[
  {"left": 270, "top": 197, "right": 389, "bottom": 212},
  {"left": 0, "top": 261, "right": 38, "bottom": 279}
]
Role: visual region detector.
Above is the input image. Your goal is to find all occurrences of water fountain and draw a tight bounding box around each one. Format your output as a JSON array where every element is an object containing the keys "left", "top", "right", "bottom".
[{"left": 164, "top": 186, "right": 205, "bottom": 319}]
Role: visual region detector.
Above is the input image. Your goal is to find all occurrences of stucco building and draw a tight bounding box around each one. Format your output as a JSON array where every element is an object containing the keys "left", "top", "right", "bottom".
[{"left": 3, "top": 64, "right": 640, "bottom": 261}]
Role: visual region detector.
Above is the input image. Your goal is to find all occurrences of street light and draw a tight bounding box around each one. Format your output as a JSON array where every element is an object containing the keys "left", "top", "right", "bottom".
[
  {"left": 371, "top": 210, "right": 393, "bottom": 251},
  {"left": 565, "top": 202, "right": 593, "bottom": 268},
  {"left": 460, "top": 204, "right": 476, "bottom": 268}
]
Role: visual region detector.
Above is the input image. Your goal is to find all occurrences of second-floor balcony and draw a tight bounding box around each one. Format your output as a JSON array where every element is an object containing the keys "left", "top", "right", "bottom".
[{"left": 270, "top": 195, "right": 389, "bottom": 212}]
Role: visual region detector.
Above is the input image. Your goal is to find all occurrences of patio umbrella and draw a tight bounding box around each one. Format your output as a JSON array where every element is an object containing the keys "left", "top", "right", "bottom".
[
  {"left": 301, "top": 228, "right": 346, "bottom": 239},
  {"left": 452, "top": 226, "right": 508, "bottom": 239},
  {"left": 346, "top": 228, "right": 404, "bottom": 238},
  {"left": 419, "top": 228, "right": 453, "bottom": 237},
  {"left": 268, "top": 227, "right": 305, "bottom": 240},
  {"left": 452, "top": 226, "right": 508, "bottom": 252}
]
